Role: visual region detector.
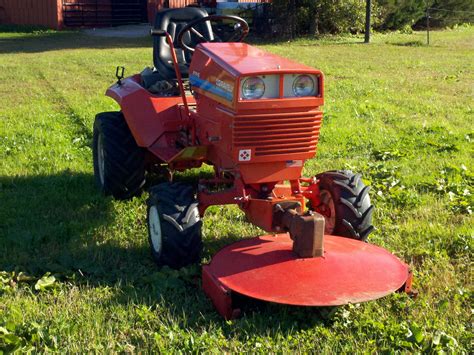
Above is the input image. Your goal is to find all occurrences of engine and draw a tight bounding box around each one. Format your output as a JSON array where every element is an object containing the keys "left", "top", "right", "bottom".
[{"left": 189, "top": 43, "right": 324, "bottom": 184}]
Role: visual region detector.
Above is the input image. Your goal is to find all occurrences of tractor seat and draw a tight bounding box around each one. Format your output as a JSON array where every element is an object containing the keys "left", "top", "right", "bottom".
[{"left": 152, "top": 8, "right": 213, "bottom": 81}]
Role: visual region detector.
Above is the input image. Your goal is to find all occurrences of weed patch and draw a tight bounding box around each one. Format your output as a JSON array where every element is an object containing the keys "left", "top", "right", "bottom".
[
  {"left": 358, "top": 161, "right": 421, "bottom": 209},
  {"left": 423, "top": 165, "right": 473, "bottom": 214}
]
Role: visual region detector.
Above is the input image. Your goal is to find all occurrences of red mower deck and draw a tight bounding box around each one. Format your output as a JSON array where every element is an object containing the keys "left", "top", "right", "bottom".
[{"left": 203, "top": 234, "right": 411, "bottom": 319}]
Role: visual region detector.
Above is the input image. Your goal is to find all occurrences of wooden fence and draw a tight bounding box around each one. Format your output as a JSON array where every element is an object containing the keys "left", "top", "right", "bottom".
[{"left": 0, "top": 0, "right": 62, "bottom": 28}]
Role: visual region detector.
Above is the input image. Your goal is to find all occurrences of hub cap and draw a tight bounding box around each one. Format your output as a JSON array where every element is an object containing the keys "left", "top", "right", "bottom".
[
  {"left": 97, "top": 134, "right": 105, "bottom": 186},
  {"left": 148, "top": 206, "right": 163, "bottom": 255},
  {"left": 319, "top": 190, "right": 336, "bottom": 234}
]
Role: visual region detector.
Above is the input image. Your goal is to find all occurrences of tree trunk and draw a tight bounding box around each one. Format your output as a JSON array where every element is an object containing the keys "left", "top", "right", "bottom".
[
  {"left": 309, "top": 4, "right": 319, "bottom": 36},
  {"left": 288, "top": 0, "right": 296, "bottom": 39}
]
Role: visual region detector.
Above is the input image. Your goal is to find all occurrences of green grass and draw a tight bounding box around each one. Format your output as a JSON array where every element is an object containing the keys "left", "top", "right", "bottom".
[{"left": 0, "top": 27, "right": 473, "bottom": 352}]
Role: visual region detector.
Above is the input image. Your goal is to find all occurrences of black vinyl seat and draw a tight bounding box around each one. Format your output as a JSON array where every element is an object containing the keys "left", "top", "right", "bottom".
[{"left": 153, "top": 8, "right": 213, "bottom": 80}]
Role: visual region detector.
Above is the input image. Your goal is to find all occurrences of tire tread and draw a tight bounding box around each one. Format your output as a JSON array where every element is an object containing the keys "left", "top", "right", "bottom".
[
  {"left": 147, "top": 182, "right": 202, "bottom": 269},
  {"left": 93, "top": 111, "right": 145, "bottom": 199},
  {"left": 316, "top": 170, "right": 375, "bottom": 241}
]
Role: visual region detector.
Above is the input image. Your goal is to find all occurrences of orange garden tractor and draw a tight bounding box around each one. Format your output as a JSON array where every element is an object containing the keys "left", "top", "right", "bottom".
[{"left": 92, "top": 8, "right": 413, "bottom": 319}]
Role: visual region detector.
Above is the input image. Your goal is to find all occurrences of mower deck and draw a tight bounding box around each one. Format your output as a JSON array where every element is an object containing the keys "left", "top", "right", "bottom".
[{"left": 203, "top": 234, "right": 412, "bottom": 319}]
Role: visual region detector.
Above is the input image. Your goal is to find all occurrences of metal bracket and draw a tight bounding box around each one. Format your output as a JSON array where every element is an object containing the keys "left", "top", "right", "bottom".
[
  {"left": 398, "top": 268, "right": 418, "bottom": 298},
  {"left": 202, "top": 265, "right": 241, "bottom": 320},
  {"left": 115, "top": 66, "right": 125, "bottom": 85}
]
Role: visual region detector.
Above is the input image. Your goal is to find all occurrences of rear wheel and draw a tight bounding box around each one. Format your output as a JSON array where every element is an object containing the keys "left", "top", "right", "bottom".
[
  {"left": 147, "top": 182, "right": 203, "bottom": 269},
  {"left": 312, "top": 170, "right": 374, "bottom": 241},
  {"left": 93, "top": 111, "right": 145, "bottom": 200}
]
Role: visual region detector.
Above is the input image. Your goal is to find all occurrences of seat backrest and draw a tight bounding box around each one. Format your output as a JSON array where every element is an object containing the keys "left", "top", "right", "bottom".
[{"left": 153, "top": 8, "right": 212, "bottom": 80}]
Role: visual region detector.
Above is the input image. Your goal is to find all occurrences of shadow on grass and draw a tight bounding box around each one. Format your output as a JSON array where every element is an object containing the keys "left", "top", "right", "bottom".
[
  {"left": 0, "top": 170, "right": 182, "bottom": 281},
  {"left": 0, "top": 31, "right": 150, "bottom": 54},
  {"left": 0, "top": 170, "right": 117, "bottom": 274},
  {"left": 0, "top": 170, "right": 333, "bottom": 331},
  {"left": 0, "top": 28, "right": 367, "bottom": 54},
  {"left": 248, "top": 38, "right": 365, "bottom": 47},
  {"left": 391, "top": 40, "right": 425, "bottom": 47}
]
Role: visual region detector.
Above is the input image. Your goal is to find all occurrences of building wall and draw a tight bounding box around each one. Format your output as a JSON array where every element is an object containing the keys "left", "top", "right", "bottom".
[
  {"left": 148, "top": 0, "right": 202, "bottom": 23},
  {"left": 0, "top": 0, "right": 63, "bottom": 29},
  {"left": 0, "top": 0, "right": 270, "bottom": 29}
]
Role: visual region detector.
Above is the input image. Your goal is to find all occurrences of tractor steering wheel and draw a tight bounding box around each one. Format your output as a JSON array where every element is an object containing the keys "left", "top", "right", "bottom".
[{"left": 177, "top": 15, "right": 249, "bottom": 53}]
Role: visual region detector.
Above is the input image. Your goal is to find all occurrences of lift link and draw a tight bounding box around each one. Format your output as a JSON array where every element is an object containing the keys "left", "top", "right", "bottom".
[{"left": 274, "top": 205, "right": 325, "bottom": 258}]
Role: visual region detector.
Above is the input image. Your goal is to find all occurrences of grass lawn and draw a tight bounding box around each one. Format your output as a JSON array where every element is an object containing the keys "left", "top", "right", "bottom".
[{"left": 0, "top": 26, "right": 472, "bottom": 352}]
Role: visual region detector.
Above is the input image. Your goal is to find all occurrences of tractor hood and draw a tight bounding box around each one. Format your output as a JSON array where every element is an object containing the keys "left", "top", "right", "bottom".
[
  {"left": 189, "top": 42, "right": 323, "bottom": 109},
  {"left": 195, "top": 42, "right": 317, "bottom": 76}
]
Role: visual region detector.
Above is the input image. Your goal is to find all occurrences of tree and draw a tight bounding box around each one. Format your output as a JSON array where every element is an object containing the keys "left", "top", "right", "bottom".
[
  {"left": 425, "top": 0, "right": 474, "bottom": 27},
  {"left": 269, "top": 0, "right": 473, "bottom": 37},
  {"left": 375, "top": 0, "right": 430, "bottom": 30}
]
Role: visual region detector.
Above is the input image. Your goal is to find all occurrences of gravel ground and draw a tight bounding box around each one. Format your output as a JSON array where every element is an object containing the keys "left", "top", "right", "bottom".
[{"left": 82, "top": 24, "right": 151, "bottom": 38}]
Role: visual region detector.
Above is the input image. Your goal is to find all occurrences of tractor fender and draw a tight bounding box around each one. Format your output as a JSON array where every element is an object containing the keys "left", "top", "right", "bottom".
[{"left": 106, "top": 75, "right": 188, "bottom": 148}]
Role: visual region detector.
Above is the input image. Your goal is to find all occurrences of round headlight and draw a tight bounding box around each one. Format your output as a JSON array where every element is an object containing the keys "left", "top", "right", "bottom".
[
  {"left": 242, "top": 77, "right": 265, "bottom": 99},
  {"left": 293, "top": 75, "right": 315, "bottom": 97}
]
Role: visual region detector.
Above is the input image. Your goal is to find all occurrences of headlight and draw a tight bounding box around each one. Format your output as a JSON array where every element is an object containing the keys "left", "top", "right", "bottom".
[
  {"left": 242, "top": 77, "right": 265, "bottom": 99},
  {"left": 292, "top": 75, "right": 315, "bottom": 97}
]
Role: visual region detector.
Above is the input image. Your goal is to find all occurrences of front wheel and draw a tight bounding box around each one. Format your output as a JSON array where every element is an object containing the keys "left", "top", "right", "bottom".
[
  {"left": 147, "top": 182, "right": 203, "bottom": 269},
  {"left": 311, "top": 170, "right": 374, "bottom": 241}
]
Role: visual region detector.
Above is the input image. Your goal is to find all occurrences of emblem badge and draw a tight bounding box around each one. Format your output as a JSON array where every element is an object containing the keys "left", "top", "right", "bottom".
[{"left": 238, "top": 149, "right": 251, "bottom": 162}]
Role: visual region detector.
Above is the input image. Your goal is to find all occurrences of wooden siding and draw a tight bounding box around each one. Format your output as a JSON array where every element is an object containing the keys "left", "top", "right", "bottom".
[
  {"left": 169, "top": 0, "right": 197, "bottom": 8},
  {"left": 0, "top": 0, "right": 62, "bottom": 29}
]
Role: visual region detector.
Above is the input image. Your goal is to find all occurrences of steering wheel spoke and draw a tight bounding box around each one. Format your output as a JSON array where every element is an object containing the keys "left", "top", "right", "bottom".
[{"left": 190, "top": 27, "right": 206, "bottom": 41}]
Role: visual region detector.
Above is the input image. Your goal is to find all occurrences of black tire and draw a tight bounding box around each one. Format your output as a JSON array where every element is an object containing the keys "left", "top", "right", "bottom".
[
  {"left": 147, "top": 182, "right": 203, "bottom": 269},
  {"left": 92, "top": 111, "right": 145, "bottom": 200},
  {"left": 313, "top": 170, "right": 374, "bottom": 241}
]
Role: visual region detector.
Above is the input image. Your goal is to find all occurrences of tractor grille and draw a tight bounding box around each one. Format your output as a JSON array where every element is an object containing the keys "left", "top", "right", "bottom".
[{"left": 233, "top": 110, "right": 323, "bottom": 157}]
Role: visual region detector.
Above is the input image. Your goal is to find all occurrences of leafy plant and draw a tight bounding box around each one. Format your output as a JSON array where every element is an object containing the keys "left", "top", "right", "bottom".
[
  {"left": 426, "top": 165, "right": 473, "bottom": 214},
  {"left": 0, "top": 320, "right": 57, "bottom": 353},
  {"left": 0, "top": 271, "right": 36, "bottom": 295},
  {"left": 359, "top": 162, "right": 420, "bottom": 209},
  {"left": 34, "top": 273, "right": 57, "bottom": 292},
  {"left": 372, "top": 148, "right": 407, "bottom": 161}
]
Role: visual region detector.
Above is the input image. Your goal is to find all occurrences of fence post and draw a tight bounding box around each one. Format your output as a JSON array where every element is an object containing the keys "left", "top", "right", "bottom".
[
  {"left": 364, "top": 0, "right": 371, "bottom": 43},
  {"left": 426, "top": 8, "right": 430, "bottom": 45}
]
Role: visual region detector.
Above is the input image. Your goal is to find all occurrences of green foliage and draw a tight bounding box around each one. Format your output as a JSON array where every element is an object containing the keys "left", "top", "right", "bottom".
[
  {"left": 426, "top": 165, "right": 473, "bottom": 214},
  {"left": 376, "top": 0, "right": 429, "bottom": 30},
  {"left": 34, "top": 273, "right": 57, "bottom": 292},
  {"left": 0, "top": 271, "right": 36, "bottom": 295},
  {"left": 360, "top": 161, "right": 421, "bottom": 209},
  {"left": 269, "top": 0, "right": 473, "bottom": 35},
  {"left": 272, "top": 0, "right": 367, "bottom": 35},
  {"left": 0, "top": 320, "right": 58, "bottom": 352},
  {"left": 376, "top": 0, "right": 474, "bottom": 30},
  {"left": 428, "top": 0, "right": 474, "bottom": 27}
]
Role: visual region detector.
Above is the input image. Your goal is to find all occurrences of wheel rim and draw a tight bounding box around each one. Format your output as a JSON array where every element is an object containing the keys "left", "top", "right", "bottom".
[
  {"left": 97, "top": 134, "right": 105, "bottom": 186},
  {"left": 148, "top": 206, "right": 163, "bottom": 255},
  {"left": 319, "top": 190, "right": 336, "bottom": 234}
]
